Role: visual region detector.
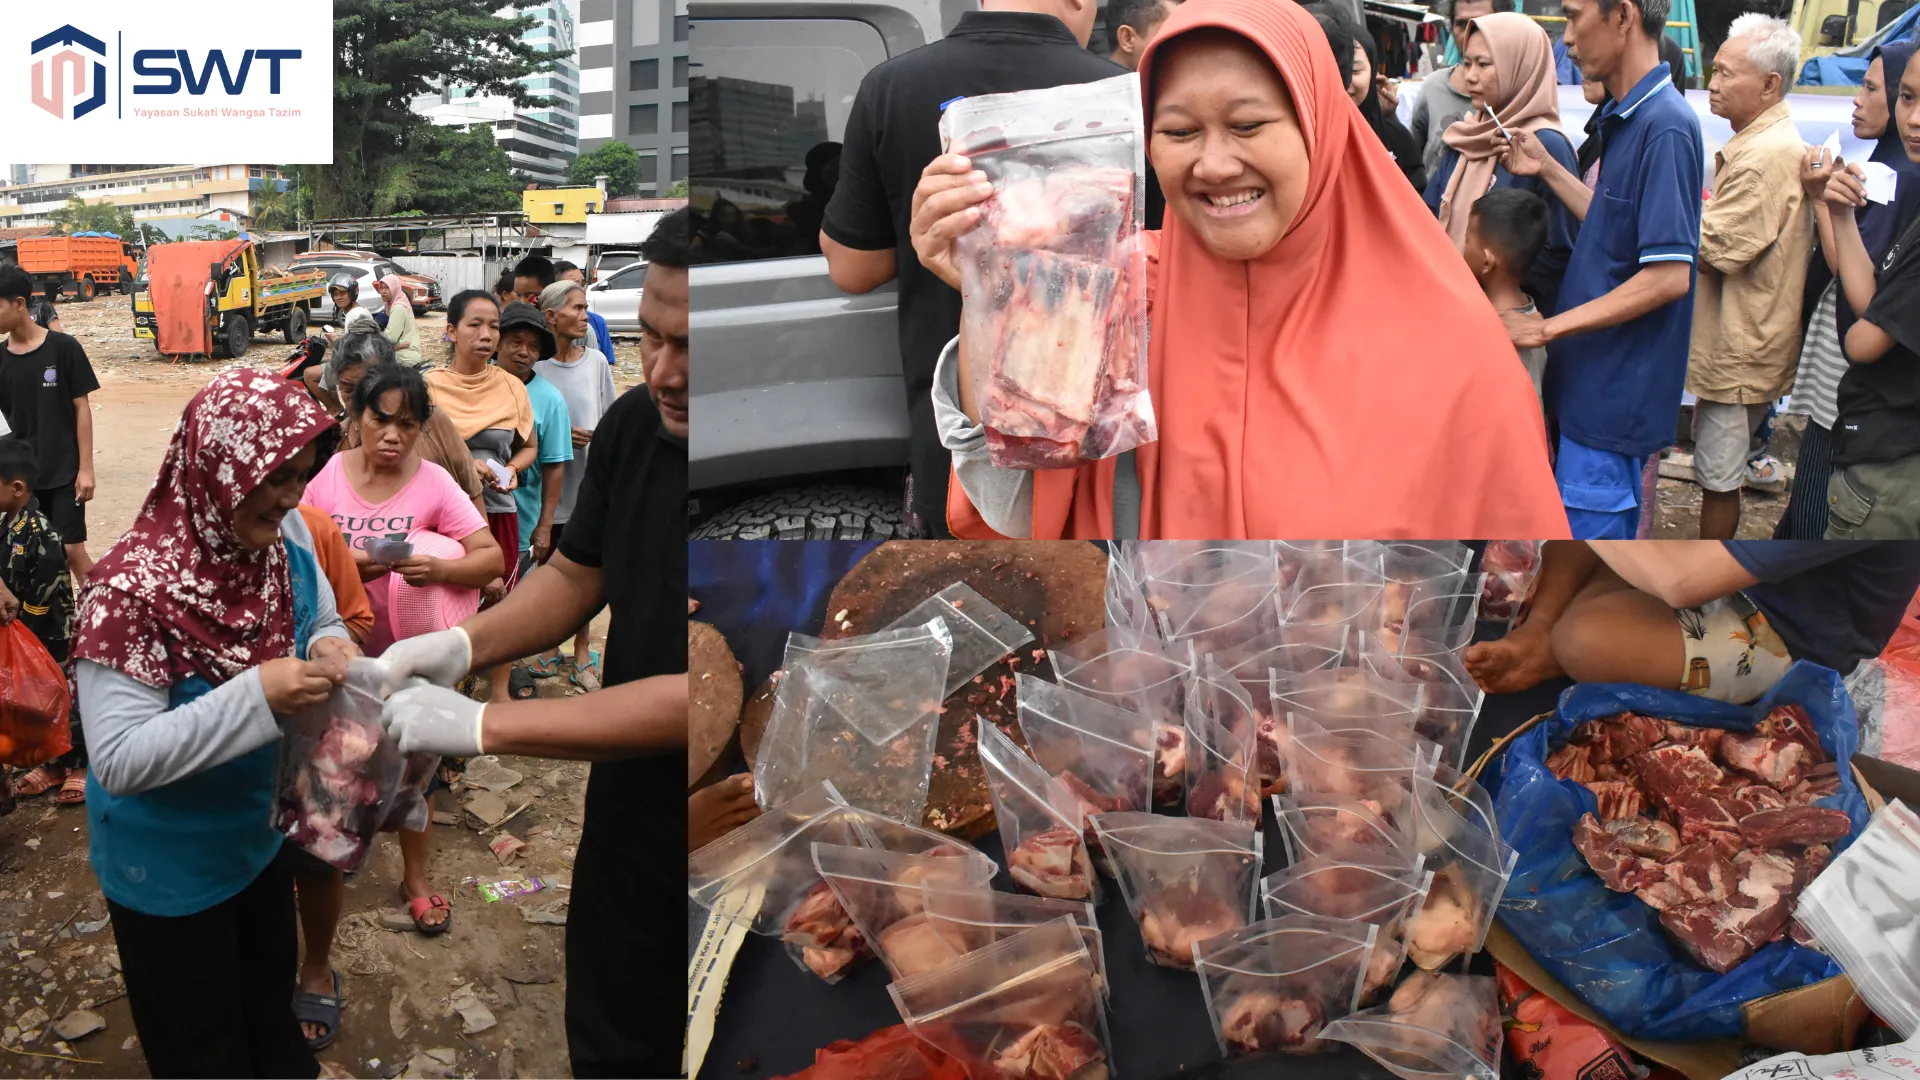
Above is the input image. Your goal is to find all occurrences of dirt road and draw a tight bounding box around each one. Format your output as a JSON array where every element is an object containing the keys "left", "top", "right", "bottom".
[{"left": 1, "top": 295, "right": 647, "bottom": 1080}]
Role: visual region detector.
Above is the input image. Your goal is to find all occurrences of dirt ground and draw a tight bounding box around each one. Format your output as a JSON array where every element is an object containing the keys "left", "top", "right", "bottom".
[{"left": 0, "top": 295, "right": 649, "bottom": 1080}]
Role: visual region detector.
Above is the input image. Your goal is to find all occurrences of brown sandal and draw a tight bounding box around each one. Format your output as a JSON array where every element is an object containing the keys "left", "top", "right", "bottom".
[
  {"left": 14, "top": 766, "right": 65, "bottom": 798},
  {"left": 55, "top": 769, "right": 87, "bottom": 806}
]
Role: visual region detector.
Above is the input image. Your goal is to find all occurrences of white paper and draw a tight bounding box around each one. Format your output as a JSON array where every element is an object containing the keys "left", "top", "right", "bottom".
[
  {"left": 1862, "top": 161, "right": 1898, "bottom": 205},
  {"left": 1821, "top": 130, "right": 1843, "bottom": 164},
  {"left": 1721, "top": 1036, "right": 1920, "bottom": 1080},
  {"left": 484, "top": 459, "right": 515, "bottom": 488}
]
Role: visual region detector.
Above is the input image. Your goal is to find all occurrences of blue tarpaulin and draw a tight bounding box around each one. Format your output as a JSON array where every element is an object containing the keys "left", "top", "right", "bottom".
[
  {"left": 1799, "top": 6, "right": 1919, "bottom": 85},
  {"left": 1488, "top": 662, "right": 1872, "bottom": 1042}
]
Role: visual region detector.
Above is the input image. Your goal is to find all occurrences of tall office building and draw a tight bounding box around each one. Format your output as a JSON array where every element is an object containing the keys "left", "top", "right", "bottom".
[
  {"left": 576, "top": 0, "right": 690, "bottom": 195},
  {"left": 411, "top": 3, "right": 583, "bottom": 187}
]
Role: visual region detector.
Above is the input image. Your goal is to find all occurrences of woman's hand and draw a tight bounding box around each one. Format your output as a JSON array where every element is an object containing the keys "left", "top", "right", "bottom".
[
  {"left": 483, "top": 466, "right": 519, "bottom": 494},
  {"left": 1801, "top": 144, "right": 1835, "bottom": 200},
  {"left": 1500, "top": 131, "right": 1549, "bottom": 178},
  {"left": 392, "top": 555, "right": 446, "bottom": 587},
  {"left": 571, "top": 426, "right": 594, "bottom": 450},
  {"left": 909, "top": 155, "right": 994, "bottom": 292},
  {"left": 482, "top": 577, "right": 508, "bottom": 605},
  {"left": 261, "top": 658, "right": 338, "bottom": 715},
  {"left": 352, "top": 546, "right": 389, "bottom": 583},
  {"left": 1375, "top": 74, "right": 1399, "bottom": 112},
  {"left": 1824, "top": 162, "right": 1869, "bottom": 210},
  {"left": 309, "top": 636, "right": 362, "bottom": 670}
]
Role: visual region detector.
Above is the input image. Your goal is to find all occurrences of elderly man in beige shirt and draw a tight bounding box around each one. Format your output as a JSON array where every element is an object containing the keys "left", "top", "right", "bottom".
[{"left": 1687, "top": 13, "right": 1814, "bottom": 540}]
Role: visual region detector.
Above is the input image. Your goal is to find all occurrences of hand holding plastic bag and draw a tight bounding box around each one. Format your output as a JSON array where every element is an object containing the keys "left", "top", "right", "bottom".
[{"left": 272, "top": 660, "right": 406, "bottom": 872}]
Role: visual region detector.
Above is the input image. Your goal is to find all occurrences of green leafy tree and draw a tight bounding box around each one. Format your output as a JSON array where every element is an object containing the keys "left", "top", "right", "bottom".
[
  {"left": 48, "top": 196, "right": 137, "bottom": 237},
  {"left": 315, "top": 0, "right": 554, "bottom": 217},
  {"left": 250, "top": 180, "right": 298, "bottom": 230},
  {"left": 188, "top": 224, "right": 241, "bottom": 241},
  {"left": 135, "top": 223, "right": 170, "bottom": 247},
  {"left": 666, "top": 179, "right": 690, "bottom": 198},
  {"left": 568, "top": 141, "right": 642, "bottom": 197}
]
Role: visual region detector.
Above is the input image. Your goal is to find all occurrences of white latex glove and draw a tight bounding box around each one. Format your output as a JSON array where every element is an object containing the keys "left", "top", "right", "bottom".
[
  {"left": 383, "top": 684, "right": 486, "bottom": 757},
  {"left": 375, "top": 627, "right": 472, "bottom": 695}
]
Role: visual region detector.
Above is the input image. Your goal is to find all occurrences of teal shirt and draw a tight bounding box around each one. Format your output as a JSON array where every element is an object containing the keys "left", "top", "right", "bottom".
[
  {"left": 85, "top": 537, "right": 322, "bottom": 917},
  {"left": 515, "top": 373, "right": 575, "bottom": 552}
]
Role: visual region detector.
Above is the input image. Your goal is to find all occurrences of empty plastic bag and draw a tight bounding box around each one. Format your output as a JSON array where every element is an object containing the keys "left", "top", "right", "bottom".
[
  {"left": 941, "top": 73, "right": 1153, "bottom": 470},
  {"left": 786, "top": 620, "right": 954, "bottom": 744},
  {"left": 888, "top": 917, "right": 1113, "bottom": 1080},
  {"left": 754, "top": 655, "right": 943, "bottom": 825},
  {"left": 272, "top": 663, "right": 406, "bottom": 872},
  {"left": 884, "top": 583, "right": 1032, "bottom": 698},
  {"left": 1193, "top": 915, "right": 1380, "bottom": 1056},
  {"left": 1091, "top": 811, "right": 1262, "bottom": 969},
  {"left": 1796, "top": 798, "right": 1920, "bottom": 1038},
  {"left": 1184, "top": 658, "right": 1261, "bottom": 825},
  {"left": 1401, "top": 766, "right": 1515, "bottom": 971},
  {"left": 1050, "top": 626, "right": 1190, "bottom": 810},
  {"left": 1262, "top": 853, "right": 1434, "bottom": 1001},
  {"left": 0, "top": 621, "right": 71, "bottom": 767},
  {"left": 978, "top": 719, "right": 1097, "bottom": 901},
  {"left": 1014, "top": 674, "right": 1154, "bottom": 863},
  {"left": 1320, "top": 972, "right": 1503, "bottom": 1080},
  {"left": 813, "top": 842, "right": 1000, "bottom": 980},
  {"left": 917, "top": 885, "right": 1109, "bottom": 1002}
]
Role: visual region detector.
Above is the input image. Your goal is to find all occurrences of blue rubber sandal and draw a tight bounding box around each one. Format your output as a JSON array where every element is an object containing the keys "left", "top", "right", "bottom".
[
  {"left": 293, "top": 969, "right": 342, "bottom": 1051},
  {"left": 571, "top": 649, "right": 603, "bottom": 692}
]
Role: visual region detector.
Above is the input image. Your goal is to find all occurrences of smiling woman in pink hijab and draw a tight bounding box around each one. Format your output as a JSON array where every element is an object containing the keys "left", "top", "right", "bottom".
[
  {"left": 1424, "top": 11, "right": 1581, "bottom": 312},
  {"left": 372, "top": 274, "right": 423, "bottom": 367}
]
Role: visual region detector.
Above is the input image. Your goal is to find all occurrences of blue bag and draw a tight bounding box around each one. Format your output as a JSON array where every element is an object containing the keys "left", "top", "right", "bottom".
[{"left": 1488, "top": 661, "right": 1871, "bottom": 1042}]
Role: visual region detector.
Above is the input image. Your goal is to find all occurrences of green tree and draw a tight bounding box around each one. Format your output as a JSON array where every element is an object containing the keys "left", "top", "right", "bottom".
[
  {"left": 188, "top": 224, "right": 241, "bottom": 241},
  {"left": 568, "top": 141, "right": 642, "bottom": 197},
  {"left": 250, "top": 180, "right": 298, "bottom": 230},
  {"left": 48, "top": 196, "right": 136, "bottom": 237},
  {"left": 315, "top": 0, "right": 554, "bottom": 218},
  {"left": 666, "top": 179, "right": 690, "bottom": 198},
  {"left": 364, "top": 124, "right": 526, "bottom": 216}
]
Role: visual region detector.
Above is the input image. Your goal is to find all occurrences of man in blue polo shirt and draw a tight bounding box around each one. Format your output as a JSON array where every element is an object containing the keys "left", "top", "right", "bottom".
[{"left": 1500, "top": 0, "right": 1703, "bottom": 539}]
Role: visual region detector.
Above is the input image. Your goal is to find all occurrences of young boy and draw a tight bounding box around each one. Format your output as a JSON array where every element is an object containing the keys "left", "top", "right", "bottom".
[
  {"left": 495, "top": 302, "right": 573, "bottom": 700},
  {"left": 512, "top": 254, "right": 557, "bottom": 306},
  {"left": 1463, "top": 188, "right": 1551, "bottom": 408},
  {"left": 0, "top": 266, "right": 98, "bottom": 582},
  {"left": 0, "top": 436, "right": 84, "bottom": 805}
]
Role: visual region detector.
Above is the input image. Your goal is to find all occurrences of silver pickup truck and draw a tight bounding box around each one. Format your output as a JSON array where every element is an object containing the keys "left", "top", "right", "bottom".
[{"left": 689, "top": 0, "right": 979, "bottom": 539}]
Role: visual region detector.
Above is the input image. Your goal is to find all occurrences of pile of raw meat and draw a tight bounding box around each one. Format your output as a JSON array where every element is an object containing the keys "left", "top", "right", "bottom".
[
  {"left": 784, "top": 881, "right": 876, "bottom": 980},
  {"left": 1562, "top": 705, "right": 1851, "bottom": 973}
]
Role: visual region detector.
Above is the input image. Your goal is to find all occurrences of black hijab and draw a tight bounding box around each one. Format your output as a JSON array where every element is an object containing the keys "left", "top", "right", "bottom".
[{"left": 1353, "top": 24, "right": 1429, "bottom": 192}]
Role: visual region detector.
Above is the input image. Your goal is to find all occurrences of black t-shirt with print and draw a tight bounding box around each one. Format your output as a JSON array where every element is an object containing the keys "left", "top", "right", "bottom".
[
  {"left": 1833, "top": 216, "right": 1920, "bottom": 467},
  {"left": 1725, "top": 540, "right": 1920, "bottom": 675},
  {"left": 0, "top": 331, "right": 100, "bottom": 489}
]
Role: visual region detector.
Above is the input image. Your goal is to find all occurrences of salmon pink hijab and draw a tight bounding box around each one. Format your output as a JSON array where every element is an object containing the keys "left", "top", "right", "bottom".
[{"left": 950, "top": 0, "right": 1569, "bottom": 541}]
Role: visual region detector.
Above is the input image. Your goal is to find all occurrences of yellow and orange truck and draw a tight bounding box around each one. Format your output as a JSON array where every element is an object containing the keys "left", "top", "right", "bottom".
[{"left": 17, "top": 234, "right": 140, "bottom": 302}]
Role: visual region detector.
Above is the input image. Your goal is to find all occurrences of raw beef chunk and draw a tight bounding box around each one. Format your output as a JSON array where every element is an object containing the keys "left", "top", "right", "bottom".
[
  {"left": 1572, "top": 813, "right": 1664, "bottom": 892},
  {"left": 1737, "top": 807, "right": 1852, "bottom": 849},
  {"left": 1718, "top": 733, "right": 1808, "bottom": 791}
]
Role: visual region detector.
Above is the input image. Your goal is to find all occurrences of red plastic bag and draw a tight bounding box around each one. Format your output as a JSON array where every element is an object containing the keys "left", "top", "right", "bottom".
[
  {"left": 777, "top": 1023, "right": 970, "bottom": 1080},
  {"left": 0, "top": 621, "right": 72, "bottom": 767},
  {"left": 1496, "top": 963, "right": 1645, "bottom": 1080}
]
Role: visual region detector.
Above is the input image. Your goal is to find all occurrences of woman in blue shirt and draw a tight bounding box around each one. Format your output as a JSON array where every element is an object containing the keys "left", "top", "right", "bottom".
[
  {"left": 72, "top": 369, "right": 353, "bottom": 1078},
  {"left": 1427, "top": 12, "right": 1581, "bottom": 314}
]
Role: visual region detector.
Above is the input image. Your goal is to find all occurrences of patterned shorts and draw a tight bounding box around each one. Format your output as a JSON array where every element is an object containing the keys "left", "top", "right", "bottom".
[{"left": 1676, "top": 592, "right": 1794, "bottom": 704}]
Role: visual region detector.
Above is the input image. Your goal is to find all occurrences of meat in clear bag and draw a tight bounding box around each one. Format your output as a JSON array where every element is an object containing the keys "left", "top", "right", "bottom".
[
  {"left": 1270, "top": 667, "right": 1424, "bottom": 743},
  {"left": 785, "top": 620, "right": 954, "bottom": 743},
  {"left": 1014, "top": 674, "right": 1155, "bottom": 864},
  {"left": 1272, "top": 792, "right": 1418, "bottom": 865},
  {"left": 1192, "top": 914, "right": 1381, "bottom": 1056},
  {"left": 1376, "top": 544, "right": 1479, "bottom": 657},
  {"left": 1105, "top": 542, "right": 1155, "bottom": 636},
  {"left": 812, "top": 842, "right": 1000, "bottom": 979},
  {"left": 917, "top": 886, "right": 1110, "bottom": 1003},
  {"left": 1049, "top": 626, "right": 1190, "bottom": 810},
  {"left": 1320, "top": 971, "right": 1503, "bottom": 1080},
  {"left": 1090, "top": 811, "right": 1262, "bottom": 969},
  {"left": 940, "top": 73, "right": 1153, "bottom": 470},
  {"left": 1262, "top": 853, "right": 1434, "bottom": 1001},
  {"left": 272, "top": 663, "right": 405, "bottom": 872},
  {"left": 884, "top": 583, "right": 1033, "bottom": 697},
  {"left": 1401, "top": 766, "right": 1516, "bottom": 971},
  {"left": 688, "top": 781, "right": 877, "bottom": 982},
  {"left": 754, "top": 653, "right": 942, "bottom": 824},
  {"left": 977, "top": 719, "right": 1097, "bottom": 901},
  {"left": 1184, "top": 658, "right": 1261, "bottom": 825},
  {"left": 1142, "top": 543, "right": 1281, "bottom": 659},
  {"left": 1281, "top": 546, "right": 1387, "bottom": 630},
  {"left": 1283, "top": 714, "right": 1436, "bottom": 835},
  {"left": 1479, "top": 540, "right": 1544, "bottom": 625},
  {"left": 887, "top": 916, "right": 1114, "bottom": 1080},
  {"left": 1356, "top": 632, "right": 1486, "bottom": 770}
]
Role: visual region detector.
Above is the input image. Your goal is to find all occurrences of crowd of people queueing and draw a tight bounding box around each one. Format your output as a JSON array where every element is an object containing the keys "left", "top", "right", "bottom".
[{"left": 0, "top": 209, "right": 693, "bottom": 1077}]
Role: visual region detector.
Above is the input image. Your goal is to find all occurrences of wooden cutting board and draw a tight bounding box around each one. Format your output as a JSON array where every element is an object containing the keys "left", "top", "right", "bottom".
[
  {"left": 742, "top": 541, "right": 1108, "bottom": 840},
  {"left": 688, "top": 620, "right": 744, "bottom": 788}
]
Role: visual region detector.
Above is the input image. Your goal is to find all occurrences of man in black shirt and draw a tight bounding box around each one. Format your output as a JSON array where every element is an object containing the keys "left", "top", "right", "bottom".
[
  {"left": 1826, "top": 209, "right": 1920, "bottom": 539},
  {"left": 379, "top": 210, "right": 690, "bottom": 1076},
  {"left": 820, "top": 0, "right": 1125, "bottom": 537},
  {"left": 1466, "top": 540, "right": 1920, "bottom": 701},
  {"left": 0, "top": 265, "right": 98, "bottom": 579}
]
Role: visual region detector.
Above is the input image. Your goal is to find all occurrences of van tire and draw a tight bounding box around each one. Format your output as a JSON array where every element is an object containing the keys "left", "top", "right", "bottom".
[
  {"left": 284, "top": 305, "right": 309, "bottom": 344},
  {"left": 689, "top": 486, "right": 907, "bottom": 540}
]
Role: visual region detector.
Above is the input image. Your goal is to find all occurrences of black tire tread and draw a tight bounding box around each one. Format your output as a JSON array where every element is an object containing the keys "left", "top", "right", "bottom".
[{"left": 689, "top": 485, "right": 906, "bottom": 541}]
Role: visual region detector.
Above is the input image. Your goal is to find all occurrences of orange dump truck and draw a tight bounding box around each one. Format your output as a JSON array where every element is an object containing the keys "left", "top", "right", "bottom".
[{"left": 18, "top": 235, "right": 139, "bottom": 302}]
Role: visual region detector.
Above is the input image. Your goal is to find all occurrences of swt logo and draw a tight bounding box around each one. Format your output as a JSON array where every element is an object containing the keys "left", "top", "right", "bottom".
[{"left": 29, "top": 25, "right": 107, "bottom": 121}]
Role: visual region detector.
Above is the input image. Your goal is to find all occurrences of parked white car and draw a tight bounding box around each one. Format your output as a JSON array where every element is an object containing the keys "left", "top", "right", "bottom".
[
  {"left": 587, "top": 260, "right": 646, "bottom": 332},
  {"left": 303, "top": 262, "right": 388, "bottom": 325}
]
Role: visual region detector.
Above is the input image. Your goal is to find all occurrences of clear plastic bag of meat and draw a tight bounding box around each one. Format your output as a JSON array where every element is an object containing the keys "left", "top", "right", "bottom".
[
  {"left": 887, "top": 916, "right": 1114, "bottom": 1080},
  {"left": 784, "top": 620, "right": 955, "bottom": 744},
  {"left": 917, "top": 885, "right": 1109, "bottom": 1002},
  {"left": 1270, "top": 667, "right": 1424, "bottom": 743},
  {"left": 811, "top": 842, "right": 1001, "bottom": 980},
  {"left": 883, "top": 583, "right": 1033, "bottom": 698},
  {"left": 1014, "top": 674, "right": 1155, "bottom": 866},
  {"left": 1105, "top": 541, "right": 1156, "bottom": 636},
  {"left": 1320, "top": 971, "right": 1503, "bottom": 1080},
  {"left": 1184, "top": 658, "right": 1262, "bottom": 825},
  {"left": 1385, "top": 576, "right": 1486, "bottom": 660},
  {"left": 1478, "top": 540, "right": 1543, "bottom": 626},
  {"left": 1049, "top": 626, "right": 1191, "bottom": 810},
  {"left": 688, "top": 781, "right": 877, "bottom": 981},
  {"left": 1402, "top": 766, "right": 1516, "bottom": 971},
  {"left": 1262, "top": 854, "right": 1435, "bottom": 1002},
  {"left": 1090, "top": 811, "right": 1262, "bottom": 969},
  {"left": 753, "top": 655, "right": 943, "bottom": 825},
  {"left": 272, "top": 668, "right": 406, "bottom": 872},
  {"left": 1357, "top": 633, "right": 1487, "bottom": 770},
  {"left": 1795, "top": 799, "right": 1920, "bottom": 1038},
  {"left": 1193, "top": 914, "right": 1381, "bottom": 1056},
  {"left": 1274, "top": 541, "right": 1368, "bottom": 592},
  {"left": 1280, "top": 548, "right": 1389, "bottom": 632},
  {"left": 940, "top": 72, "right": 1152, "bottom": 470},
  {"left": 1272, "top": 792, "right": 1418, "bottom": 865},
  {"left": 337, "top": 656, "right": 440, "bottom": 835},
  {"left": 1142, "top": 543, "right": 1281, "bottom": 660},
  {"left": 1283, "top": 714, "right": 1437, "bottom": 835},
  {"left": 1212, "top": 627, "right": 1349, "bottom": 800},
  {"left": 977, "top": 718, "right": 1098, "bottom": 902},
  {"left": 841, "top": 805, "right": 993, "bottom": 862}
]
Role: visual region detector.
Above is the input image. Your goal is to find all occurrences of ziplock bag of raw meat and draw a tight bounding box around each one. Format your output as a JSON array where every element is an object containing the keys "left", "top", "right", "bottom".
[
  {"left": 1049, "top": 626, "right": 1191, "bottom": 810},
  {"left": 1284, "top": 714, "right": 1436, "bottom": 834},
  {"left": 1184, "top": 658, "right": 1262, "bottom": 824},
  {"left": 1356, "top": 633, "right": 1485, "bottom": 769},
  {"left": 977, "top": 719, "right": 1097, "bottom": 901},
  {"left": 918, "top": 885, "right": 1110, "bottom": 1002},
  {"left": 337, "top": 658, "right": 440, "bottom": 835},
  {"left": 1320, "top": 971, "right": 1503, "bottom": 1080},
  {"left": 272, "top": 672, "right": 406, "bottom": 872},
  {"left": 1105, "top": 541, "right": 1156, "bottom": 636},
  {"left": 688, "top": 782, "right": 878, "bottom": 981},
  {"left": 1272, "top": 792, "right": 1418, "bottom": 865},
  {"left": 1262, "top": 854, "right": 1434, "bottom": 1001},
  {"left": 1274, "top": 541, "right": 1364, "bottom": 591},
  {"left": 1014, "top": 674, "right": 1154, "bottom": 864},
  {"left": 0, "top": 621, "right": 72, "bottom": 767},
  {"left": 940, "top": 72, "right": 1152, "bottom": 470},
  {"left": 1212, "top": 625, "right": 1350, "bottom": 799},
  {"left": 1270, "top": 667, "right": 1424, "bottom": 743},
  {"left": 1143, "top": 543, "right": 1281, "bottom": 659},
  {"left": 887, "top": 916, "right": 1114, "bottom": 1080},
  {"left": 1402, "top": 766, "right": 1515, "bottom": 971},
  {"left": 1796, "top": 798, "right": 1920, "bottom": 1038},
  {"left": 812, "top": 842, "right": 1001, "bottom": 980},
  {"left": 1091, "top": 811, "right": 1262, "bottom": 969},
  {"left": 884, "top": 583, "right": 1033, "bottom": 698},
  {"left": 753, "top": 655, "right": 943, "bottom": 824},
  {"left": 1479, "top": 540, "right": 1543, "bottom": 625},
  {"left": 841, "top": 805, "right": 993, "bottom": 861},
  {"left": 785, "top": 620, "right": 954, "bottom": 744},
  {"left": 1375, "top": 543, "right": 1477, "bottom": 654},
  {"left": 1192, "top": 915, "right": 1381, "bottom": 1055},
  {"left": 1281, "top": 547, "right": 1388, "bottom": 631},
  {"left": 1383, "top": 576, "right": 1486, "bottom": 659}
]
